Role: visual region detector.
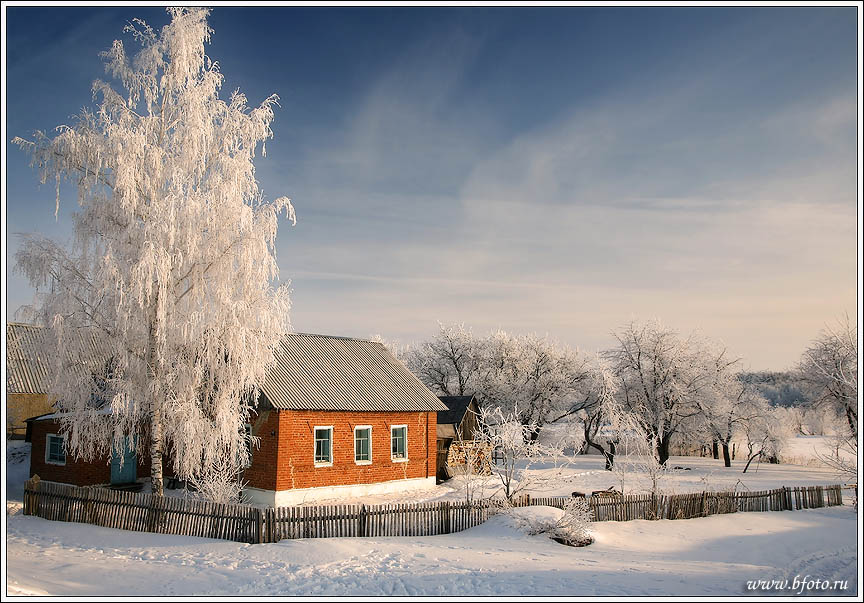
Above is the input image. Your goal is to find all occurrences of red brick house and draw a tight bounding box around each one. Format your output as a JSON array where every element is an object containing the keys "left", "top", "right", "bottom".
[
  {"left": 241, "top": 333, "right": 446, "bottom": 505},
  {"left": 20, "top": 328, "right": 447, "bottom": 505}
]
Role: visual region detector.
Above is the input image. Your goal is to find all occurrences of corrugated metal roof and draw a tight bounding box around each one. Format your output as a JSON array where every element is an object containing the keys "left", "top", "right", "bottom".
[
  {"left": 261, "top": 333, "right": 448, "bottom": 412},
  {"left": 7, "top": 323, "right": 52, "bottom": 394},
  {"left": 7, "top": 324, "right": 446, "bottom": 413}
]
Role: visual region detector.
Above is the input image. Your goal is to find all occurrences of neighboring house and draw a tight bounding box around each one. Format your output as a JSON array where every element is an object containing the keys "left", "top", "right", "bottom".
[
  {"left": 7, "top": 323, "right": 56, "bottom": 439},
  {"left": 20, "top": 326, "right": 447, "bottom": 505},
  {"left": 435, "top": 395, "right": 482, "bottom": 482}
]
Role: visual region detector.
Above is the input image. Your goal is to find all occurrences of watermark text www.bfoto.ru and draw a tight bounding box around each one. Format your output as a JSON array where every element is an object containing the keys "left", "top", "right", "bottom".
[{"left": 747, "top": 575, "right": 849, "bottom": 595}]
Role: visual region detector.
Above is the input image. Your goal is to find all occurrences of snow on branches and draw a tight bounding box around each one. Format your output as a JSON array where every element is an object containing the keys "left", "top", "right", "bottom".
[{"left": 13, "top": 7, "right": 293, "bottom": 498}]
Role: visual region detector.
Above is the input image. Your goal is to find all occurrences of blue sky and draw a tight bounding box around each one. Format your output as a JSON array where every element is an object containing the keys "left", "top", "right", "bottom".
[{"left": 4, "top": 6, "right": 858, "bottom": 370}]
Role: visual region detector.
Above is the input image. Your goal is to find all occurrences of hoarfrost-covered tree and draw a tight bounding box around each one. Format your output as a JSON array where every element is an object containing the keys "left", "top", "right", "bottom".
[
  {"left": 479, "top": 330, "right": 593, "bottom": 440},
  {"left": 741, "top": 405, "right": 791, "bottom": 473},
  {"left": 407, "top": 324, "right": 596, "bottom": 441},
  {"left": 797, "top": 316, "right": 858, "bottom": 439},
  {"left": 695, "top": 376, "right": 768, "bottom": 468},
  {"left": 476, "top": 405, "right": 575, "bottom": 502},
  {"left": 13, "top": 8, "right": 294, "bottom": 497},
  {"left": 604, "top": 320, "right": 733, "bottom": 465},
  {"left": 404, "top": 322, "right": 482, "bottom": 396}
]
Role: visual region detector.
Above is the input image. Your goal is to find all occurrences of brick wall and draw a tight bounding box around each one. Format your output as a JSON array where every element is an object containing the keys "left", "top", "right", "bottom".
[
  {"left": 242, "top": 410, "right": 280, "bottom": 491},
  {"left": 261, "top": 410, "right": 437, "bottom": 491},
  {"left": 29, "top": 410, "right": 439, "bottom": 493},
  {"left": 29, "top": 419, "right": 151, "bottom": 487}
]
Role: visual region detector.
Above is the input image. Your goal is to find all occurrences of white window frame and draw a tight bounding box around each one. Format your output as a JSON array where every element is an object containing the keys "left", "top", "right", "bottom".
[
  {"left": 313, "top": 426, "right": 334, "bottom": 467},
  {"left": 390, "top": 424, "right": 408, "bottom": 462},
  {"left": 354, "top": 425, "right": 373, "bottom": 465},
  {"left": 45, "top": 433, "right": 67, "bottom": 466}
]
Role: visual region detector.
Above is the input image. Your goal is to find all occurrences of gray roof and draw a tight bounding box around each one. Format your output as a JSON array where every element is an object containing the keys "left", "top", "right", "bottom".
[
  {"left": 7, "top": 322, "right": 104, "bottom": 396},
  {"left": 261, "top": 333, "right": 447, "bottom": 412},
  {"left": 437, "top": 395, "right": 477, "bottom": 426},
  {"left": 7, "top": 324, "right": 444, "bottom": 413},
  {"left": 7, "top": 323, "right": 53, "bottom": 394}
]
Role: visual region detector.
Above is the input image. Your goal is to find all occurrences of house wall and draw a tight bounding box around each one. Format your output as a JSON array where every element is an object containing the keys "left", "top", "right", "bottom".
[
  {"left": 242, "top": 410, "right": 280, "bottom": 491},
  {"left": 7, "top": 393, "right": 53, "bottom": 439},
  {"left": 29, "top": 419, "right": 151, "bottom": 487},
  {"left": 243, "top": 410, "right": 437, "bottom": 504}
]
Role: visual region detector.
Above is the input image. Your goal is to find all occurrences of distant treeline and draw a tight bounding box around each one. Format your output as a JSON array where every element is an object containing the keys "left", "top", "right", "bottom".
[{"left": 739, "top": 371, "right": 811, "bottom": 407}]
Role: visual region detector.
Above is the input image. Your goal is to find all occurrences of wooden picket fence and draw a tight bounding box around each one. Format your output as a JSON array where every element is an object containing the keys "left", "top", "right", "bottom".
[
  {"left": 583, "top": 485, "right": 843, "bottom": 522},
  {"left": 23, "top": 477, "right": 844, "bottom": 544},
  {"left": 23, "top": 478, "right": 264, "bottom": 543}
]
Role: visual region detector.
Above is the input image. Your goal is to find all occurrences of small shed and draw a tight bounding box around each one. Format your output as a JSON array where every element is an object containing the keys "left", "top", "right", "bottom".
[
  {"left": 435, "top": 395, "right": 481, "bottom": 482},
  {"left": 436, "top": 395, "right": 480, "bottom": 442}
]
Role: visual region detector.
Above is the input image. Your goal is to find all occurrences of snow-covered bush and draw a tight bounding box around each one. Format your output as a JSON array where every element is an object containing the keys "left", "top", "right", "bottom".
[
  {"left": 514, "top": 499, "right": 594, "bottom": 547},
  {"left": 185, "top": 454, "right": 248, "bottom": 505},
  {"left": 547, "top": 497, "right": 594, "bottom": 546},
  {"left": 477, "top": 405, "right": 574, "bottom": 502}
]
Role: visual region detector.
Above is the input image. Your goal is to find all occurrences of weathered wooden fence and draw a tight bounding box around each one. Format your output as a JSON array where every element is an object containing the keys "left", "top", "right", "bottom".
[
  {"left": 582, "top": 485, "right": 843, "bottom": 522},
  {"left": 23, "top": 477, "right": 844, "bottom": 544},
  {"left": 24, "top": 478, "right": 264, "bottom": 544}
]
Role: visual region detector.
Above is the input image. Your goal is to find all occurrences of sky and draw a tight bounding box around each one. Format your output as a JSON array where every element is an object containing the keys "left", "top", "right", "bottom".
[{"left": 3, "top": 5, "right": 859, "bottom": 370}]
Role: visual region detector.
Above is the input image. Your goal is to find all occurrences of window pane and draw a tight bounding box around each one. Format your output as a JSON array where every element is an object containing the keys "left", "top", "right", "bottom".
[
  {"left": 355, "top": 428, "right": 370, "bottom": 461},
  {"left": 314, "top": 428, "right": 331, "bottom": 463},
  {"left": 48, "top": 436, "right": 65, "bottom": 463},
  {"left": 391, "top": 427, "right": 406, "bottom": 459}
]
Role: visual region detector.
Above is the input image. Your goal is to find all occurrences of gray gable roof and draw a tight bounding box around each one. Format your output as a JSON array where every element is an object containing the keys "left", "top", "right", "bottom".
[
  {"left": 259, "top": 333, "right": 447, "bottom": 412},
  {"left": 7, "top": 324, "right": 445, "bottom": 413},
  {"left": 437, "top": 395, "right": 477, "bottom": 426}
]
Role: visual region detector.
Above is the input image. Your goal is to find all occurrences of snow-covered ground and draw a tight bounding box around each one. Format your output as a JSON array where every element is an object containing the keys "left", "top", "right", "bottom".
[
  {"left": 5, "top": 437, "right": 859, "bottom": 596},
  {"left": 289, "top": 437, "right": 854, "bottom": 507},
  {"left": 6, "top": 502, "right": 858, "bottom": 596}
]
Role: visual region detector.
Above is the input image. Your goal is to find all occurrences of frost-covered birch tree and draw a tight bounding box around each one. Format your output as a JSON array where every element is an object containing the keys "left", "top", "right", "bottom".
[{"left": 13, "top": 7, "right": 294, "bottom": 497}]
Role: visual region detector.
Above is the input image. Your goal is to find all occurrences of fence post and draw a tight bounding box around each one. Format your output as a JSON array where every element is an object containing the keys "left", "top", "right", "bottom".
[
  {"left": 701, "top": 491, "right": 708, "bottom": 517},
  {"left": 26, "top": 476, "right": 41, "bottom": 517},
  {"left": 358, "top": 504, "right": 367, "bottom": 538},
  {"left": 255, "top": 507, "right": 264, "bottom": 544}
]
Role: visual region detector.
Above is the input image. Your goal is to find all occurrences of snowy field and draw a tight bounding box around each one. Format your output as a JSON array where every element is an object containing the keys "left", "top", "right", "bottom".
[
  {"left": 6, "top": 503, "right": 858, "bottom": 596},
  {"left": 5, "top": 437, "right": 859, "bottom": 597}
]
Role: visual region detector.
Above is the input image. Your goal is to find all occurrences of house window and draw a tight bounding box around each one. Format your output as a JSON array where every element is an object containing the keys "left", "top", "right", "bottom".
[
  {"left": 391, "top": 425, "right": 408, "bottom": 461},
  {"left": 354, "top": 426, "right": 372, "bottom": 464},
  {"left": 314, "top": 426, "right": 333, "bottom": 466},
  {"left": 46, "top": 434, "right": 66, "bottom": 465}
]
